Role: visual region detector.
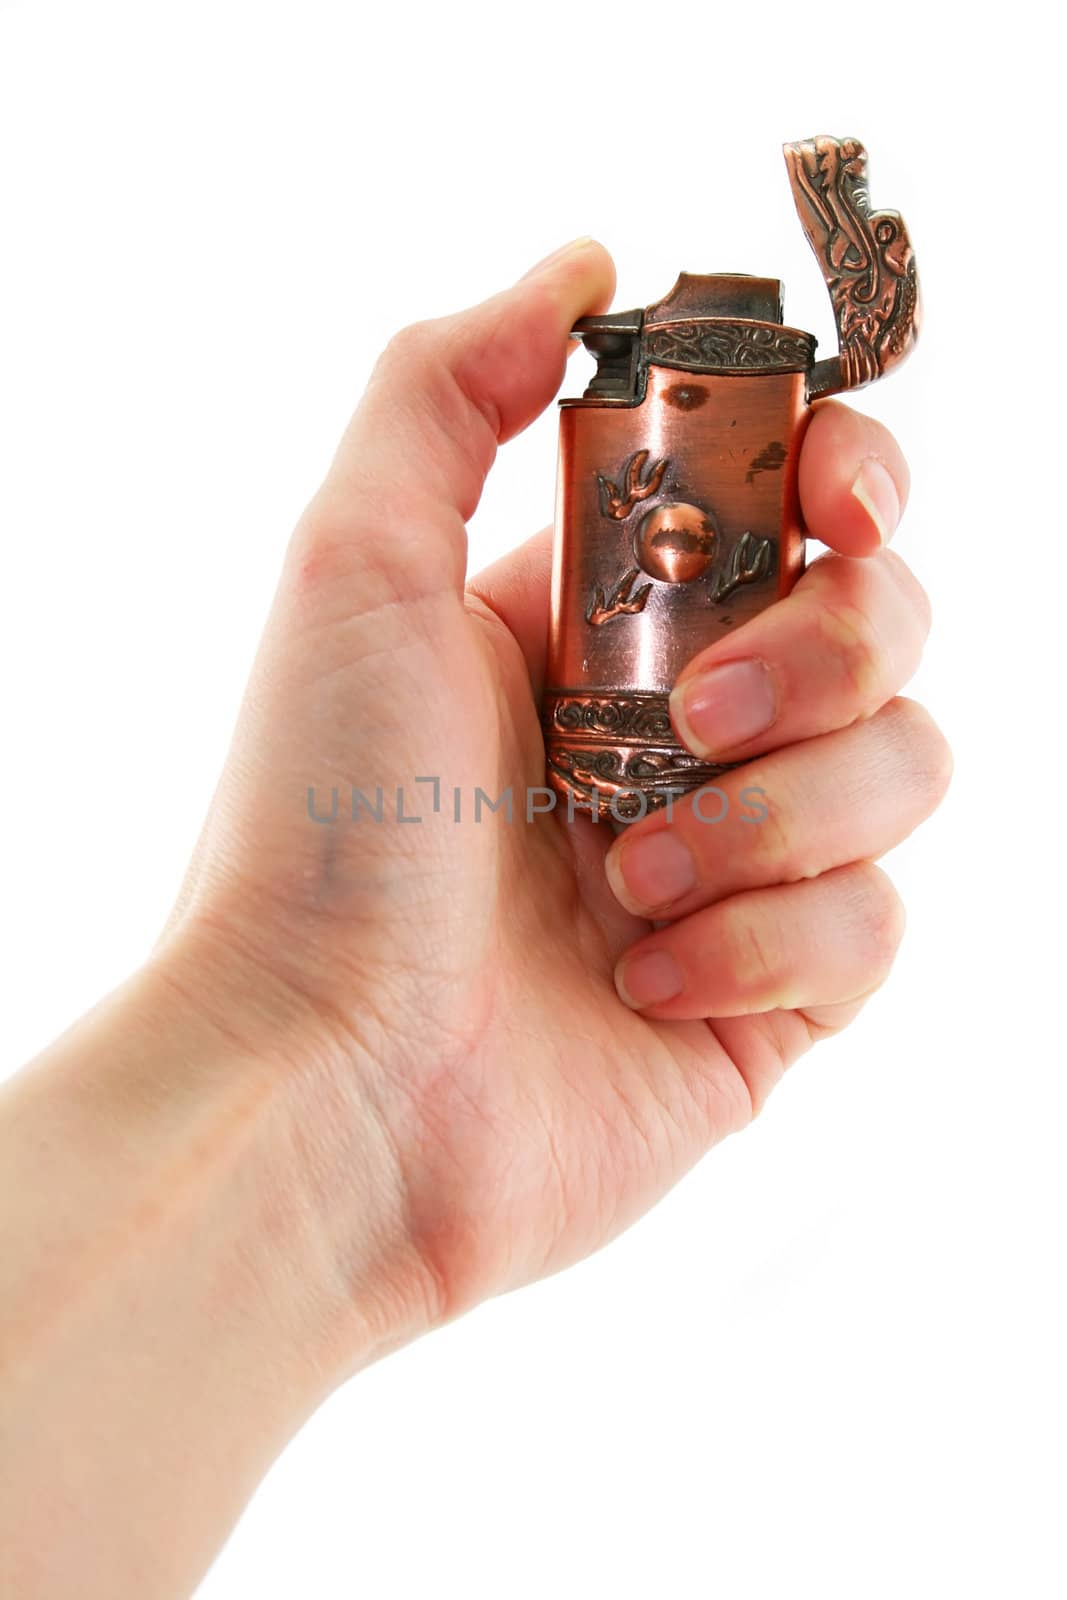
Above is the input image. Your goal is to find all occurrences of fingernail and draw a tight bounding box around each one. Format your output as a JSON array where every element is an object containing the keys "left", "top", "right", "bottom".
[
  {"left": 520, "top": 236, "right": 595, "bottom": 280},
  {"left": 670, "top": 658, "right": 776, "bottom": 758},
  {"left": 606, "top": 830, "right": 697, "bottom": 916},
  {"left": 850, "top": 458, "right": 900, "bottom": 544},
  {"left": 615, "top": 949, "right": 684, "bottom": 1010}
]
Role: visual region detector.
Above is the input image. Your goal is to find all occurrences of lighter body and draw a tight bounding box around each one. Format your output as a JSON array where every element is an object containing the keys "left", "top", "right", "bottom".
[{"left": 543, "top": 136, "right": 919, "bottom": 822}]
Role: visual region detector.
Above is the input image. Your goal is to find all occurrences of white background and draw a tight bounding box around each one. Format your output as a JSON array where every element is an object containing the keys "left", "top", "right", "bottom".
[{"left": 1, "top": 3, "right": 1064, "bottom": 1597}]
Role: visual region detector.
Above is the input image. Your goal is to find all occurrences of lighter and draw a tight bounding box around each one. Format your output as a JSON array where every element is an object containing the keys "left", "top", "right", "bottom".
[{"left": 543, "top": 135, "right": 919, "bottom": 822}]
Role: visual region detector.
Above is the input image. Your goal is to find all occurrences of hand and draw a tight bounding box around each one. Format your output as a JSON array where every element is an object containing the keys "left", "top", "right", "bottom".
[
  {"left": 0, "top": 240, "right": 951, "bottom": 1597},
  {"left": 160, "top": 238, "right": 951, "bottom": 1352}
]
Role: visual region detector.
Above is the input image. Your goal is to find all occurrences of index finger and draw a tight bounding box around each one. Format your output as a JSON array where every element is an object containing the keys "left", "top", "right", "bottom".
[{"left": 799, "top": 399, "right": 911, "bottom": 555}]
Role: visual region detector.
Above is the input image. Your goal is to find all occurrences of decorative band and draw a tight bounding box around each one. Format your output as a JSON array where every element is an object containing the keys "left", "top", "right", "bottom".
[
  {"left": 543, "top": 689, "right": 675, "bottom": 746},
  {"left": 644, "top": 318, "right": 816, "bottom": 375},
  {"left": 545, "top": 741, "right": 733, "bottom": 819}
]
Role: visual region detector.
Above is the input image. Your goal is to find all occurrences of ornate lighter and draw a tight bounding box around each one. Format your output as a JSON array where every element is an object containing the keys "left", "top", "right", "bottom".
[{"left": 543, "top": 135, "right": 919, "bottom": 822}]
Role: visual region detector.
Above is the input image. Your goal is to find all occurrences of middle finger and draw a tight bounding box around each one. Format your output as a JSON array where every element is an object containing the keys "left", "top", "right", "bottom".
[
  {"left": 669, "top": 547, "right": 931, "bottom": 764},
  {"left": 605, "top": 697, "right": 952, "bottom": 921}
]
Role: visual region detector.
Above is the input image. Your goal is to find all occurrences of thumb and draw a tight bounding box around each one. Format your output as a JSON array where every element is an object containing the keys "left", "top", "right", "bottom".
[{"left": 296, "top": 238, "right": 615, "bottom": 606}]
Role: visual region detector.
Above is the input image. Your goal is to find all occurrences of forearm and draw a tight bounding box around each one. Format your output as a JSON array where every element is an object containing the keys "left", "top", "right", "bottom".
[{"left": 0, "top": 932, "right": 424, "bottom": 1599}]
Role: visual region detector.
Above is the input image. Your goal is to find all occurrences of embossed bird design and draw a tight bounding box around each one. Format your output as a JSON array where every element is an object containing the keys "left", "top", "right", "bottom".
[{"left": 596, "top": 450, "right": 667, "bottom": 521}]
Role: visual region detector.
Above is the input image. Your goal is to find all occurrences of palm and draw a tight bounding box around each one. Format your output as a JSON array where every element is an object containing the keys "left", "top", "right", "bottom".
[
  {"left": 186, "top": 564, "right": 779, "bottom": 1322},
  {"left": 314, "top": 590, "right": 774, "bottom": 1318}
]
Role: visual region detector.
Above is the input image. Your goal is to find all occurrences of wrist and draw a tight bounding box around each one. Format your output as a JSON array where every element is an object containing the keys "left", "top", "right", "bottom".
[
  {"left": 0, "top": 931, "right": 437, "bottom": 1595},
  {"left": 1, "top": 934, "right": 438, "bottom": 1600},
  {"left": 148, "top": 917, "right": 444, "bottom": 1382},
  {"left": 2, "top": 923, "right": 438, "bottom": 1405}
]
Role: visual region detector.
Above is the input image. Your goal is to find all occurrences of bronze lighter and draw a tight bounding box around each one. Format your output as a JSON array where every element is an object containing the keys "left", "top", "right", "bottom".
[{"left": 543, "top": 135, "right": 919, "bottom": 822}]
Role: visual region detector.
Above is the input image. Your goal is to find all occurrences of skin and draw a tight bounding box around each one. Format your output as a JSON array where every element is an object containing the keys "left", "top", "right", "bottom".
[{"left": 0, "top": 239, "right": 951, "bottom": 1598}]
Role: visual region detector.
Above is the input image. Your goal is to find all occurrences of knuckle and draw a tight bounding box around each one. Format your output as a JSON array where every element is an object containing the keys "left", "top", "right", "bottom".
[
  {"left": 729, "top": 902, "right": 794, "bottom": 1006},
  {"left": 877, "top": 697, "right": 955, "bottom": 809},
  {"left": 743, "top": 786, "right": 814, "bottom": 884},
  {"left": 848, "top": 861, "right": 906, "bottom": 972},
  {"left": 288, "top": 489, "right": 461, "bottom": 617},
  {"left": 811, "top": 576, "right": 886, "bottom": 707},
  {"left": 882, "top": 548, "right": 933, "bottom": 638},
  {"left": 287, "top": 502, "right": 361, "bottom": 596},
  {"left": 379, "top": 318, "right": 439, "bottom": 373}
]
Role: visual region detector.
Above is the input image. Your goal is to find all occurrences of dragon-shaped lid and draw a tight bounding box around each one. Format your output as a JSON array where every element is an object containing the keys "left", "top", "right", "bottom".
[{"left": 567, "top": 136, "right": 919, "bottom": 406}]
